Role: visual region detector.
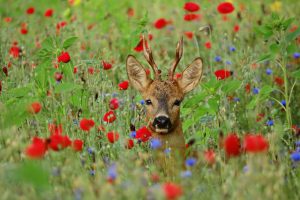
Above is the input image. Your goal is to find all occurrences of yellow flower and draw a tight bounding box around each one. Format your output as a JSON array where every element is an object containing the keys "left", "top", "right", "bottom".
[{"left": 270, "top": 1, "right": 282, "bottom": 12}]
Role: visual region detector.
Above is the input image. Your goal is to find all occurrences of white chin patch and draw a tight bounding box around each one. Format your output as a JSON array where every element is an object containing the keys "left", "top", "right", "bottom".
[{"left": 155, "top": 128, "right": 169, "bottom": 133}]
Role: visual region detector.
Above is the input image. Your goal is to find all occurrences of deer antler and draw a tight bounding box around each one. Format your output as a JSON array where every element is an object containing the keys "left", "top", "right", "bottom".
[
  {"left": 142, "top": 35, "right": 160, "bottom": 80},
  {"left": 169, "top": 36, "right": 183, "bottom": 80}
]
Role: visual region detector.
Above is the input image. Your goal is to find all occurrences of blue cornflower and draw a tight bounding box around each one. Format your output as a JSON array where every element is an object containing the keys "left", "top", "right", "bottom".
[
  {"left": 112, "top": 92, "right": 118, "bottom": 98},
  {"left": 215, "top": 56, "right": 222, "bottom": 62},
  {"left": 229, "top": 46, "right": 236, "bottom": 52},
  {"left": 107, "top": 164, "right": 117, "bottom": 180},
  {"left": 290, "top": 152, "right": 300, "bottom": 162},
  {"left": 140, "top": 100, "right": 145, "bottom": 105},
  {"left": 150, "top": 138, "right": 162, "bottom": 149},
  {"left": 185, "top": 157, "right": 197, "bottom": 167},
  {"left": 180, "top": 170, "right": 192, "bottom": 178},
  {"left": 74, "top": 188, "right": 83, "bottom": 200},
  {"left": 243, "top": 165, "right": 249, "bottom": 173},
  {"left": 130, "top": 131, "right": 136, "bottom": 138},
  {"left": 89, "top": 169, "right": 95, "bottom": 176},
  {"left": 293, "top": 52, "right": 300, "bottom": 59},
  {"left": 281, "top": 100, "right": 286, "bottom": 107},
  {"left": 164, "top": 148, "right": 171, "bottom": 155},
  {"left": 266, "top": 68, "right": 272, "bottom": 75},
  {"left": 225, "top": 60, "right": 232, "bottom": 65},
  {"left": 296, "top": 141, "right": 300, "bottom": 147},
  {"left": 253, "top": 87, "right": 260, "bottom": 94},
  {"left": 266, "top": 119, "right": 274, "bottom": 126},
  {"left": 87, "top": 147, "right": 93, "bottom": 155},
  {"left": 233, "top": 97, "right": 240, "bottom": 102}
]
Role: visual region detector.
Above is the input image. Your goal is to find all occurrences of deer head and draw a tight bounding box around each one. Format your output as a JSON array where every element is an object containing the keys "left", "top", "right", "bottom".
[{"left": 126, "top": 36, "right": 203, "bottom": 134}]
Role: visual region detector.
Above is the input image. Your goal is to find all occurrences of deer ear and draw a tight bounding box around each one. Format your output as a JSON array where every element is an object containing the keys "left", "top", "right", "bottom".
[
  {"left": 178, "top": 57, "right": 203, "bottom": 94},
  {"left": 126, "top": 55, "right": 152, "bottom": 92}
]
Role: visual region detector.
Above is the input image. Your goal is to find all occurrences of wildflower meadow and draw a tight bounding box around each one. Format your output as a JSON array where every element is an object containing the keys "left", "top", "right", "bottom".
[{"left": 0, "top": 0, "right": 300, "bottom": 199}]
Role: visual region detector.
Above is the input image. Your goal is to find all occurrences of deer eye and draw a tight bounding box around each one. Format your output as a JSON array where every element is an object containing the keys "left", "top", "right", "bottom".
[
  {"left": 145, "top": 99, "right": 152, "bottom": 105},
  {"left": 173, "top": 99, "right": 181, "bottom": 106}
]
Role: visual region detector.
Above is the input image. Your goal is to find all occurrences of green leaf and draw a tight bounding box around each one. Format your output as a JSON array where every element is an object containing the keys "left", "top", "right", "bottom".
[
  {"left": 269, "top": 43, "right": 280, "bottom": 54},
  {"left": 183, "top": 92, "right": 207, "bottom": 108},
  {"left": 183, "top": 118, "right": 194, "bottom": 132},
  {"left": 5, "top": 84, "right": 33, "bottom": 98},
  {"left": 222, "top": 80, "right": 242, "bottom": 94},
  {"left": 54, "top": 82, "right": 82, "bottom": 93},
  {"left": 63, "top": 36, "right": 78, "bottom": 49},
  {"left": 256, "top": 54, "right": 273, "bottom": 63},
  {"left": 247, "top": 96, "right": 258, "bottom": 109},
  {"left": 286, "top": 27, "right": 300, "bottom": 42},
  {"left": 292, "top": 69, "right": 300, "bottom": 79},
  {"left": 259, "top": 85, "right": 274, "bottom": 99},
  {"left": 287, "top": 43, "right": 297, "bottom": 54},
  {"left": 41, "top": 37, "right": 54, "bottom": 50},
  {"left": 208, "top": 97, "right": 219, "bottom": 113},
  {"left": 14, "top": 161, "right": 50, "bottom": 190}
]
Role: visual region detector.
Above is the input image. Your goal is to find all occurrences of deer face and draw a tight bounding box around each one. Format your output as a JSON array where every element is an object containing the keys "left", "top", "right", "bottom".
[{"left": 126, "top": 37, "right": 203, "bottom": 134}]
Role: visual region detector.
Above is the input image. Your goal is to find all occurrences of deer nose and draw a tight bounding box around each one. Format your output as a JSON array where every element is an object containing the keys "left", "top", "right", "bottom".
[{"left": 153, "top": 116, "right": 171, "bottom": 129}]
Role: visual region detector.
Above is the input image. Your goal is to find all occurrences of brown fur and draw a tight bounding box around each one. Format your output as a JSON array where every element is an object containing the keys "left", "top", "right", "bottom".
[{"left": 126, "top": 43, "right": 203, "bottom": 176}]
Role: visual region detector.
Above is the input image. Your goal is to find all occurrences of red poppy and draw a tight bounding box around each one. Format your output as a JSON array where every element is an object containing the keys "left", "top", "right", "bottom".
[
  {"left": 217, "top": 2, "right": 235, "bottom": 14},
  {"left": 184, "top": 13, "right": 201, "bottom": 21},
  {"left": 118, "top": 80, "right": 129, "bottom": 90},
  {"left": 163, "top": 182, "right": 183, "bottom": 200},
  {"left": 245, "top": 83, "right": 251, "bottom": 93},
  {"left": 20, "top": 28, "right": 28, "bottom": 35},
  {"left": 183, "top": 2, "right": 200, "bottom": 12},
  {"left": 151, "top": 173, "right": 160, "bottom": 183},
  {"left": 9, "top": 45, "right": 20, "bottom": 58},
  {"left": 48, "top": 123, "right": 63, "bottom": 135},
  {"left": 88, "top": 67, "right": 94, "bottom": 74},
  {"left": 48, "top": 134, "right": 71, "bottom": 151},
  {"left": 204, "top": 149, "right": 216, "bottom": 165},
  {"left": 256, "top": 113, "right": 265, "bottom": 122},
  {"left": 57, "top": 51, "right": 70, "bottom": 63},
  {"left": 44, "top": 9, "right": 53, "bottom": 17},
  {"left": 205, "top": 41, "right": 212, "bottom": 49},
  {"left": 174, "top": 73, "right": 182, "bottom": 79},
  {"left": 109, "top": 98, "right": 119, "bottom": 110},
  {"left": 28, "top": 102, "right": 42, "bottom": 114},
  {"left": 154, "top": 18, "right": 170, "bottom": 29},
  {"left": 107, "top": 131, "right": 120, "bottom": 143},
  {"left": 214, "top": 69, "right": 233, "bottom": 80},
  {"left": 224, "top": 133, "right": 241, "bottom": 157},
  {"left": 134, "top": 39, "right": 146, "bottom": 52},
  {"left": 134, "top": 34, "right": 153, "bottom": 52},
  {"left": 234, "top": 25, "right": 240, "bottom": 32},
  {"left": 127, "top": 8, "right": 134, "bottom": 17},
  {"left": 54, "top": 72, "right": 63, "bottom": 81},
  {"left": 73, "top": 139, "right": 84, "bottom": 151},
  {"left": 125, "top": 139, "right": 134, "bottom": 149},
  {"left": 103, "top": 110, "right": 117, "bottom": 123},
  {"left": 274, "top": 76, "right": 284, "bottom": 86},
  {"left": 4, "top": 17, "right": 12, "bottom": 23},
  {"left": 102, "top": 61, "right": 112, "bottom": 70},
  {"left": 73, "top": 66, "right": 78, "bottom": 74},
  {"left": 80, "top": 118, "right": 95, "bottom": 131},
  {"left": 25, "top": 137, "right": 47, "bottom": 159},
  {"left": 145, "top": 68, "right": 151, "bottom": 76},
  {"left": 2, "top": 67, "right": 8, "bottom": 77},
  {"left": 184, "top": 31, "right": 193, "bottom": 40},
  {"left": 135, "top": 126, "right": 152, "bottom": 142},
  {"left": 243, "top": 134, "right": 269, "bottom": 153},
  {"left": 26, "top": 7, "right": 35, "bottom": 15}
]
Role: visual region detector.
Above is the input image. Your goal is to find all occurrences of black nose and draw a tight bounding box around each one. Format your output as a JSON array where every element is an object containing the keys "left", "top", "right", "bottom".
[{"left": 153, "top": 116, "right": 171, "bottom": 129}]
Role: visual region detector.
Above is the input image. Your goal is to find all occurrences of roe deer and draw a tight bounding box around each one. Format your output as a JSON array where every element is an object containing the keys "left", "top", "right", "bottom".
[{"left": 126, "top": 36, "right": 203, "bottom": 176}]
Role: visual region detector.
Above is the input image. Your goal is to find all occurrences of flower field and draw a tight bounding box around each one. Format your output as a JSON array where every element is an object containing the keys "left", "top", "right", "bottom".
[{"left": 0, "top": 0, "right": 300, "bottom": 199}]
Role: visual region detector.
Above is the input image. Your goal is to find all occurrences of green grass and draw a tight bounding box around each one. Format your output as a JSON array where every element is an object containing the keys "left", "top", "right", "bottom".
[{"left": 0, "top": 0, "right": 300, "bottom": 199}]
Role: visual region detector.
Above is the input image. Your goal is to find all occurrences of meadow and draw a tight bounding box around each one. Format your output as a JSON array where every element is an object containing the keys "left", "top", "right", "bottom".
[{"left": 0, "top": 0, "right": 300, "bottom": 199}]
